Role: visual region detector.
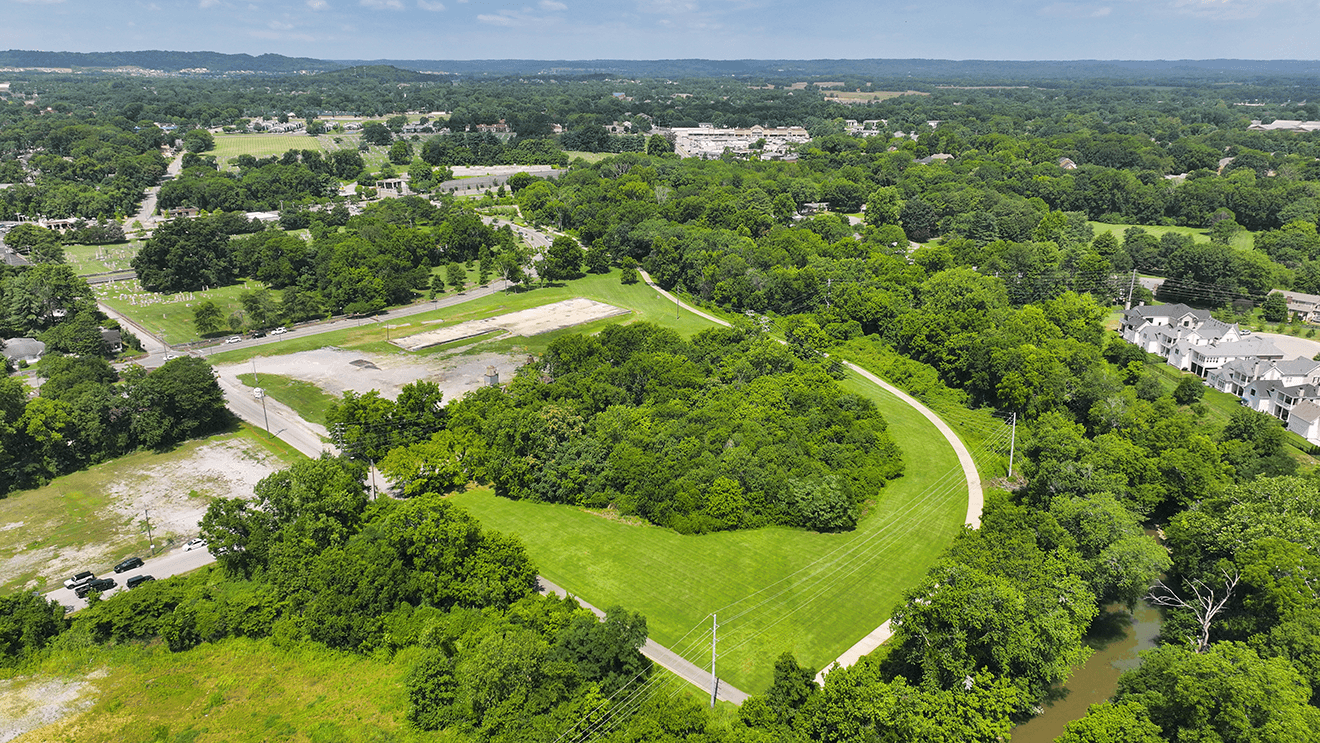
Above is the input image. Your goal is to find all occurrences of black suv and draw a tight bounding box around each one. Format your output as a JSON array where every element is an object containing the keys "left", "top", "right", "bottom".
[
  {"left": 126, "top": 575, "right": 155, "bottom": 589},
  {"left": 74, "top": 577, "right": 115, "bottom": 598},
  {"left": 113, "top": 556, "right": 144, "bottom": 573}
]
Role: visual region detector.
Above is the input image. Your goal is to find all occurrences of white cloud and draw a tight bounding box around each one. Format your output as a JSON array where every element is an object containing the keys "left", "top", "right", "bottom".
[
  {"left": 1169, "top": 0, "right": 1290, "bottom": 20},
  {"left": 360, "top": 0, "right": 404, "bottom": 8},
  {"left": 1039, "top": 2, "right": 1113, "bottom": 18},
  {"left": 418, "top": 0, "right": 445, "bottom": 9},
  {"left": 636, "top": 0, "right": 699, "bottom": 15},
  {"left": 307, "top": 0, "right": 328, "bottom": 9},
  {"left": 539, "top": 0, "right": 566, "bottom": 9},
  {"left": 11, "top": 0, "right": 65, "bottom": 4},
  {"left": 477, "top": 10, "right": 517, "bottom": 24},
  {"left": 269, "top": 19, "right": 294, "bottom": 29},
  {"left": 199, "top": 0, "right": 220, "bottom": 7}
]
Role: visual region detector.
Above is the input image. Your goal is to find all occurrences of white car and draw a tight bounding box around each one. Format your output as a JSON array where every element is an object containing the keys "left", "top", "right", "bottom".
[
  {"left": 183, "top": 538, "right": 207, "bottom": 552},
  {"left": 225, "top": 336, "right": 242, "bottom": 344},
  {"left": 163, "top": 353, "right": 181, "bottom": 361},
  {"left": 270, "top": 327, "right": 288, "bottom": 335}
]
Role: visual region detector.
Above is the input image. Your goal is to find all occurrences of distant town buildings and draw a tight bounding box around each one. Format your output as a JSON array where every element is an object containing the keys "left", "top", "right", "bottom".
[{"left": 667, "top": 125, "right": 810, "bottom": 159}]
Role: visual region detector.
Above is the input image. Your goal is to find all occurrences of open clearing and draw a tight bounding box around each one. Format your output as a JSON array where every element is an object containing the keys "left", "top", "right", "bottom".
[
  {"left": 219, "top": 347, "right": 523, "bottom": 402},
  {"left": 0, "top": 670, "right": 105, "bottom": 743},
  {"left": 395, "top": 297, "right": 630, "bottom": 351},
  {"left": 0, "top": 427, "right": 295, "bottom": 594},
  {"left": 1090, "top": 220, "right": 1256, "bottom": 251}
]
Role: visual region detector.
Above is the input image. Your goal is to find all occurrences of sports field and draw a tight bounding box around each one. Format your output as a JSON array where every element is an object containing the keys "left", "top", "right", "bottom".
[{"left": 210, "top": 133, "right": 323, "bottom": 168}]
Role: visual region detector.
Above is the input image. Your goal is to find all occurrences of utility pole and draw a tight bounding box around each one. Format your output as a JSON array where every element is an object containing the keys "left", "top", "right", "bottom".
[
  {"left": 144, "top": 507, "right": 155, "bottom": 556},
  {"left": 257, "top": 389, "right": 270, "bottom": 433},
  {"left": 369, "top": 458, "right": 377, "bottom": 500},
  {"left": 1008, "top": 412, "right": 1018, "bottom": 478},
  {"left": 826, "top": 278, "right": 832, "bottom": 308},
  {"left": 1126, "top": 268, "right": 1138, "bottom": 310},
  {"left": 710, "top": 613, "right": 718, "bottom": 708}
]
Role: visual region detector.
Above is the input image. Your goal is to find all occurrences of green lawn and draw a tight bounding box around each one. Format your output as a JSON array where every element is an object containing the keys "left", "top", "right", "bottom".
[
  {"left": 95, "top": 279, "right": 276, "bottom": 345},
  {"left": 564, "top": 151, "right": 612, "bottom": 163},
  {"left": 63, "top": 241, "right": 141, "bottom": 276},
  {"left": 0, "top": 425, "right": 302, "bottom": 594},
  {"left": 210, "top": 133, "right": 324, "bottom": 170},
  {"left": 451, "top": 359, "right": 966, "bottom": 693},
  {"left": 236, "top": 373, "right": 339, "bottom": 426},
  {"left": 1090, "top": 220, "right": 1256, "bottom": 251}
]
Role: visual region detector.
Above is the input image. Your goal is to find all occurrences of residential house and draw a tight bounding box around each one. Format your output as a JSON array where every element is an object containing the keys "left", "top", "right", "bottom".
[
  {"left": 1209, "top": 357, "right": 1320, "bottom": 396},
  {"left": 2, "top": 337, "right": 45, "bottom": 364},
  {"left": 1186, "top": 337, "right": 1284, "bottom": 377},
  {"left": 1279, "top": 290, "right": 1320, "bottom": 323}
]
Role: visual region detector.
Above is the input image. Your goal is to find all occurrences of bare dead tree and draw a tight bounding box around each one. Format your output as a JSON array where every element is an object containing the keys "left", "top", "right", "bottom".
[{"left": 1146, "top": 567, "right": 1240, "bottom": 654}]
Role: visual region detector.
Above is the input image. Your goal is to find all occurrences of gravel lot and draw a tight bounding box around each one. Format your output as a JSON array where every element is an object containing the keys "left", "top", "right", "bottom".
[
  {"left": 219, "top": 346, "right": 526, "bottom": 402},
  {"left": 397, "top": 298, "right": 629, "bottom": 352}
]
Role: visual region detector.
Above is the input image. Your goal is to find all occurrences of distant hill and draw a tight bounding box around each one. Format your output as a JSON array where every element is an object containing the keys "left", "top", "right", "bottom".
[
  {"left": 337, "top": 58, "right": 1320, "bottom": 80},
  {"left": 311, "top": 65, "right": 441, "bottom": 83},
  {"left": 0, "top": 49, "right": 341, "bottom": 73},
  {"left": 2, "top": 50, "right": 1320, "bottom": 80}
]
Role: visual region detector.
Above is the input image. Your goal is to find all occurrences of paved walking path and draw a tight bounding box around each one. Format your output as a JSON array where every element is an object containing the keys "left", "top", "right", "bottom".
[
  {"left": 538, "top": 577, "right": 749, "bottom": 705},
  {"left": 637, "top": 269, "right": 983, "bottom": 685}
]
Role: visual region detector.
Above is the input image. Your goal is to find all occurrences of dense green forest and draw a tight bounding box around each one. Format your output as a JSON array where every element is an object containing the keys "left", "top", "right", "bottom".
[{"left": 5, "top": 66, "right": 1320, "bottom": 741}]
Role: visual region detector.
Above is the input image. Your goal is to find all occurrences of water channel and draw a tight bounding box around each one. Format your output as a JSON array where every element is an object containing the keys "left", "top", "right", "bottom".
[{"left": 1010, "top": 598, "right": 1164, "bottom": 743}]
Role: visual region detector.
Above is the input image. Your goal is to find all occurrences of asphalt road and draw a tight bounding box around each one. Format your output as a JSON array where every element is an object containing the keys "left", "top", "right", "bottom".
[{"left": 45, "top": 544, "right": 216, "bottom": 612}]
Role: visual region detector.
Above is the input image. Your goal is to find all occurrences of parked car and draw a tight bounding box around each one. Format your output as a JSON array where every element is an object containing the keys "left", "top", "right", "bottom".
[
  {"left": 250, "top": 330, "right": 266, "bottom": 339},
  {"left": 63, "top": 571, "right": 95, "bottom": 590},
  {"left": 270, "top": 327, "right": 287, "bottom": 335},
  {"left": 225, "top": 336, "right": 242, "bottom": 344},
  {"left": 113, "top": 556, "right": 144, "bottom": 573},
  {"left": 126, "top": 575, "right": 155, "bottom": 589},
  {"left": 75, "top": 577, "right": 115, "bottom": 598},
  {"left": 183, "top": 538, "right": 207, "bottom": 552}
]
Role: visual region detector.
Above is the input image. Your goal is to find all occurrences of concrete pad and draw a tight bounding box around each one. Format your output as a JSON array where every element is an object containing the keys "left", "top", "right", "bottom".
[{"left": 395, "top": 297, "right": 630, "bottom": 352}]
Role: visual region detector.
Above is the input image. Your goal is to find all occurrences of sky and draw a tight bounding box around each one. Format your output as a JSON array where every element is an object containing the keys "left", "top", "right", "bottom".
[{"left": 3, "top": 0, "right": 1320, "bottom": 62}]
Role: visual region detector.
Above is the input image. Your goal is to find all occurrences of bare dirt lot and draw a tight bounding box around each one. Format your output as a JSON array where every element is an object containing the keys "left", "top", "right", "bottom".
[
  {"left": 0, "top": 670, "right": 104, "bottom": 743},
  {"left": 0, "top": 437, "right": 284, "bottom": 593},
  {"left": 396, "top": 297, "right": 630, "bottom": 352},
  {"left": 217, "top": 347, "right": 526, "bottom": 402}
]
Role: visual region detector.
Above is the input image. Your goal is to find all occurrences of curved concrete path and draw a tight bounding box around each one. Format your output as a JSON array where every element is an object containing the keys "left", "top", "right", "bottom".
[{"left": 637, "top": 269, "right": 984, "bottom": 684}]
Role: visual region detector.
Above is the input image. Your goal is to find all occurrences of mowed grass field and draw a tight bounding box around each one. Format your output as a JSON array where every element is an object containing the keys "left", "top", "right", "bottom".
[
  {"left": 210, "top": 133, "right": 324, "bottom": 170},
  {"left": 1090, "top": 220, "right": 1256, "bottom": 251},
  {"left": 451, "top": 355, "right": 967, "bottom": 693},
  {"left": 96, "top": 278, "right": 277, "bottom": 344}
]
